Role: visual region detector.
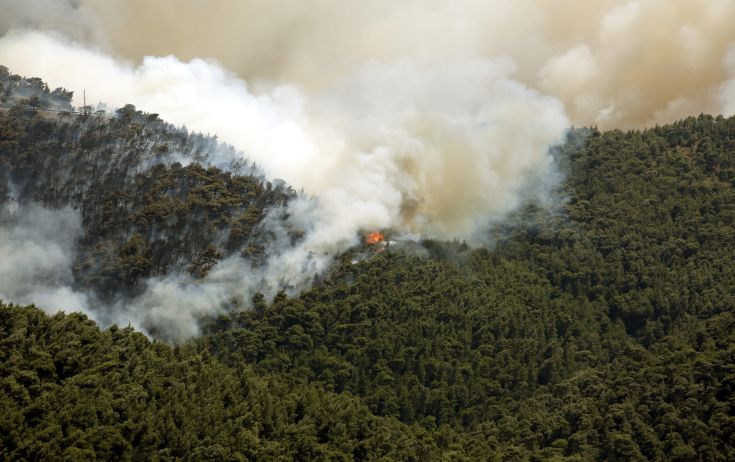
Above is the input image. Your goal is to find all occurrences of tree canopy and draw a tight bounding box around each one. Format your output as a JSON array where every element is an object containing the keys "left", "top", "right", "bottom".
[{"left": 1, "top": 71, "right": 734, "bottom": 460}]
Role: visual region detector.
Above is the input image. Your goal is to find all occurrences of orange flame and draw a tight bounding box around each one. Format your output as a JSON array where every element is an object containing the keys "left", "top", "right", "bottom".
[{"left": 366, "top": 232, "right": 385, "bottom": 245}]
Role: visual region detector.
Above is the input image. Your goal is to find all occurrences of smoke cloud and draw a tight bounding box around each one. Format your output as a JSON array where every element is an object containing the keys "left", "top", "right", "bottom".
[
  {"left": 1, "top": 30, "right": 568, "bottom": 340},
  {"left": 0, "top": 0, "right": 104, "bottom": 45},
  {"left": 11, "top": 0, "right": 731, "bottom": 128},
  {"left": 720, "top": 45, "right": 735, "bottom": 116}
]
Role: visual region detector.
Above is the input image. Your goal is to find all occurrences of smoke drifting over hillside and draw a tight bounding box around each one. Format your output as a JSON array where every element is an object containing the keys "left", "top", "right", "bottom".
[
  {"left": 1, "top": 0, "right": 734, "bottom": 339},
  {"left": 0, "top": 29, "right": 569, "bottom": 241},
  {"left": 0, "top": 31, "right": 567, "bottom": 339}
]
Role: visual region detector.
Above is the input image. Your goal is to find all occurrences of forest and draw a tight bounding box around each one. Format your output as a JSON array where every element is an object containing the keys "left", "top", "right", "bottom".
[{"left": 1, "top": 69, "right": 734, "bottom": 460}]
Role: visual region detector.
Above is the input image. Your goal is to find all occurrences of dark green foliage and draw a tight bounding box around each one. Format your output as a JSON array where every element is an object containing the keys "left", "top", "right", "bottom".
[
  {"left": 0, "top": 303, "right": 466, "bottom": 461},
  {"left": 1, "top": 70, "right": 734, "bottom": 459},
  {"left": 201, "top": 116, "right": 735, "bottom": 459}
]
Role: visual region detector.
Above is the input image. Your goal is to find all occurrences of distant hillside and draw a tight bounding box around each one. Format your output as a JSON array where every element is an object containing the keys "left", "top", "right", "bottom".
[{"left": 0, "top": 68, "right": 734, "bottom": 460}]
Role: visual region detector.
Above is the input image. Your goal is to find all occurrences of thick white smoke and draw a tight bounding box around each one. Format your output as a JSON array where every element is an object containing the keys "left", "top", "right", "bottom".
[
  {"left": 11, "top": 0, "right": 731, "bottom": 128},
  {"left": 0, "top": 203, "right": 94, "bottom": 319}
]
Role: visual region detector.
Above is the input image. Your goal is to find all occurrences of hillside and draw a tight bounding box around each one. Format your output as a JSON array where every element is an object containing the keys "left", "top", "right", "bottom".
[
  {"left": 200, "top": 116, "right": 735, "bottom": 459},
  {"left": 1, "top": 70, "right": 734, "bottom": 460},
  {"left": 1, "top": 68, "right": 299, "bottom": 307}
]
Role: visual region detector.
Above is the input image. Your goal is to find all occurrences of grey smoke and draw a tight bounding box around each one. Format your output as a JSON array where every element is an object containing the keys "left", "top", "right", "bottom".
[
  {"left": 0, "top": 0, "right": 103, "bottom": 45},
  {"left": 0, "top": 202, "right": 93, "bottom": 319},
  {"left": 0, "top": 198, "right": 331, "bottom": 341}
]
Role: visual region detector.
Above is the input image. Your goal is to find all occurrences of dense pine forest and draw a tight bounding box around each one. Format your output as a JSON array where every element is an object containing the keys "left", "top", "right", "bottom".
[{"left": 1, "top": 70, "right": 735, "bottom": 460}]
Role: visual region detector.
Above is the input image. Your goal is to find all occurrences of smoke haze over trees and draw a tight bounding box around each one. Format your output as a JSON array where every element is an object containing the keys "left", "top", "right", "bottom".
[
  {"left": 2, "top": 1, "right": 734, "bottom": 248},
  {"left": 1, "top": 69, "right": 307, "bottom": 340}
]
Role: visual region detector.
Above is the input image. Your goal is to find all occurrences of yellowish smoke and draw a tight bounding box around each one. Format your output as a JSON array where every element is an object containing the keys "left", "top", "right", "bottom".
[{"left": 77, "top": 0, "right": 735, "bottom": 128}]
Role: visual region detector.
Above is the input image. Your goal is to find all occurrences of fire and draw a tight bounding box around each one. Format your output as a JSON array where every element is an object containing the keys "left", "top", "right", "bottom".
[{"left": 366, "top": 232, "right": 385, "bottom": 245}]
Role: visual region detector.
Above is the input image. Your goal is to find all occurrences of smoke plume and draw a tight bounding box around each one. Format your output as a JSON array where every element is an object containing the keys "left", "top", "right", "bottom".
[
  {"left": 720, "top": 45, "right": 735, "bottom": 116},
  {"left": 0, "top": 30, "right": 569, "bottom": 241}
]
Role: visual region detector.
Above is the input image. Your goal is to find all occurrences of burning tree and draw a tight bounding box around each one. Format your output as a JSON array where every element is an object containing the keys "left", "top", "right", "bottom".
[{"left": 366, "top": 232, "right": 385, "bottom": 245}]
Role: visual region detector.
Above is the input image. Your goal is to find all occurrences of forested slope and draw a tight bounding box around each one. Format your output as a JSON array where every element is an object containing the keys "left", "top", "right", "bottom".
[
  {"left": 1, "top": 67, "right": 298, "bottom": 303},
  {"left": 1, "top": 68, "right": 734, "bottom": 460},
  {"left": 200, "top": 115, "right": 735, "bottom": 460}
]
